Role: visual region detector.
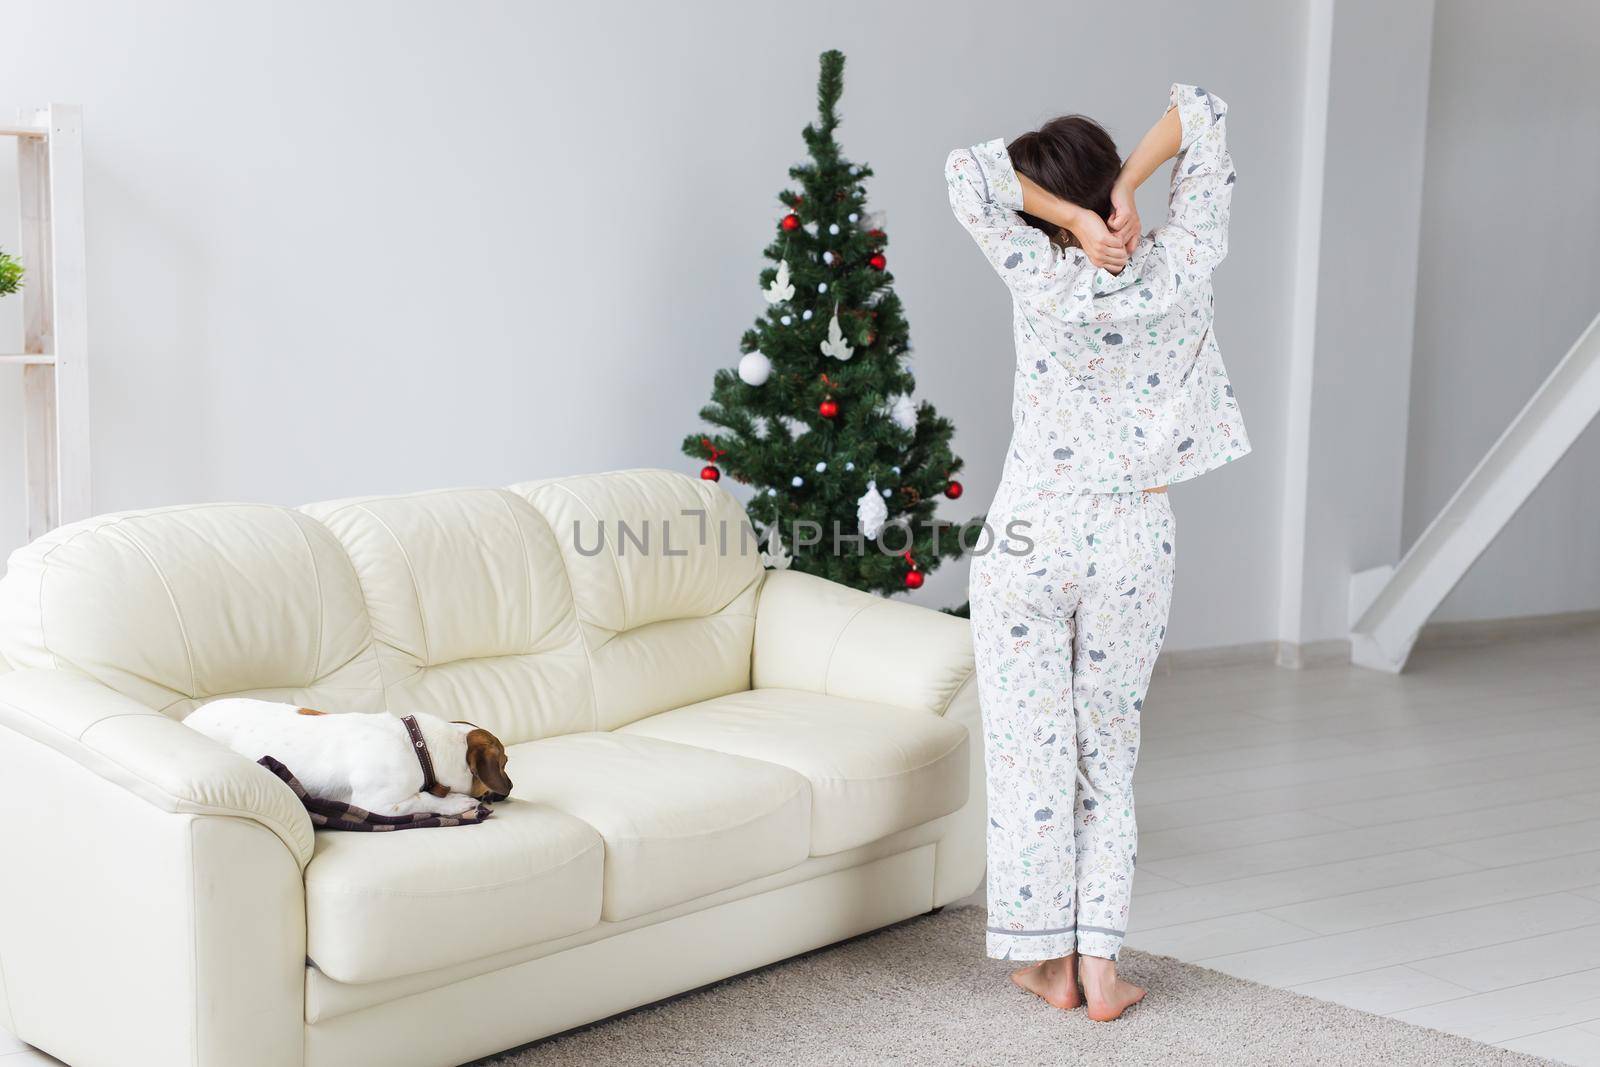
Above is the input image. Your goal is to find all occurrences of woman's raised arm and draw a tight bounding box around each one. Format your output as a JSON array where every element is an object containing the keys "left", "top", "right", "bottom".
[
  {"left": 1113, "top": 84, "right": 1235, "bottom": 273},
  {"left": 1108, "top": 106, "right": 1183, "bottom": 250}
]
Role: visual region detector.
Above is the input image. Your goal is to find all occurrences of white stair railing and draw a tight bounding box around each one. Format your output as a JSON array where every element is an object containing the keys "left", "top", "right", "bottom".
[{"left": 1349, "top": 309, "right": 1600, "bottom": 672}]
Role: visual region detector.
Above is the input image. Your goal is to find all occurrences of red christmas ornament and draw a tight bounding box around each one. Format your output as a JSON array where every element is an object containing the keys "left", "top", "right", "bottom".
[
  {"left": 945, "top": 479, "right": 964, "bottom": 500},
  {"left": 698, "top": 438, "right": 726, "bottom": 483},
  {"left": 780, "top": 213, "right": 800, "bottom": 232},
  {"left": 868, "top": 252, "right": 887, "bottom": 271},
  {"left": 868, "top": 228, "right": 885, "bottom": 239},
  {"left": 819, "top": 396, "right": 839, "bottom": 419},
  {"left": 903, "top": 568, "right": 925, "bottom": 590}
]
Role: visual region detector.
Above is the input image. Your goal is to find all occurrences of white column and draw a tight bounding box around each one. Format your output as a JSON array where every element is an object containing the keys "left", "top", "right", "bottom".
[{"left": 1277, "top": 0, "right": 1437, "bottom": 662}]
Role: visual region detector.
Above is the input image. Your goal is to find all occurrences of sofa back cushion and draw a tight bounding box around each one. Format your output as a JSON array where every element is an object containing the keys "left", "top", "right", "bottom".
[
  {"left": 510, "top": 469, "right": 762, "bottom": 731},
  {"left": 302, "top": 489, "right": 592, "bottom": 745},
  {"left": 0, "top": 504, "right": 381, "bottom": 717}
]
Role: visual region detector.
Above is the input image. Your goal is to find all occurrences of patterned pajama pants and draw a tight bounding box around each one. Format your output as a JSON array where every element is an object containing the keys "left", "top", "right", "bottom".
[{"left": 970, "top": 484, "right": 1176, "bottom": 962}]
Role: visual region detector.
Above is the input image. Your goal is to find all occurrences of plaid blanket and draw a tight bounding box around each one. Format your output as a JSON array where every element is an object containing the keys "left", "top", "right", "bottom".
[{"left": 258, "top": 755, "right": 493, "bottom": 831}]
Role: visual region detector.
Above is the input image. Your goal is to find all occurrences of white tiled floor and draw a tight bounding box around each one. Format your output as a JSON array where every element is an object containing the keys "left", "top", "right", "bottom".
[
  {"left": 3, "top": 625, "right": 1596, "bottom": 1066},
  {"left": 1125, "top": 623, "right": 1600, "bottom": 1063}
]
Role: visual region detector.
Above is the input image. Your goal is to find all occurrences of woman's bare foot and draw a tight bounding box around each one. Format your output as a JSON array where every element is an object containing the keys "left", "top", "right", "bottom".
[
  {"left": 1078, "top": 955, "right": 1146, "bottom": 1022},
  {"left": 1010, "top": 955, "right": 1082, "bottom": 1010}
]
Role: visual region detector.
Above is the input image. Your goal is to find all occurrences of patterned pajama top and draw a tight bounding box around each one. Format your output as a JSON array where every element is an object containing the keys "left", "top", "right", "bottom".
[{"left": 945, "top": 83, "right": 1251, "bottom": 494}]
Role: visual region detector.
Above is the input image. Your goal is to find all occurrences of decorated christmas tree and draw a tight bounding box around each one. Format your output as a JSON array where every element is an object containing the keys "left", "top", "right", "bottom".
[{"left": 683, "top": 49, "right": 974, "bottom": 598}]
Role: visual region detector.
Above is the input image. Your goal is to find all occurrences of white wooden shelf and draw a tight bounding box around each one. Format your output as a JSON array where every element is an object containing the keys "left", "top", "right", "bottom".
[{"left": 6, "top": 104, "right": 91, "bottom": 539}]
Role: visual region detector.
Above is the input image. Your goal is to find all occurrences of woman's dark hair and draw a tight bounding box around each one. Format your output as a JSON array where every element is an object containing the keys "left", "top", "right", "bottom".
[{"left": 1008, "top": 115, "right": 1122, "bottom": 243}]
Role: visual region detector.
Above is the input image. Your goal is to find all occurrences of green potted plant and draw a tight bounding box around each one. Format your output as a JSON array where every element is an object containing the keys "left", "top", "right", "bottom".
[{"left": 0, "top": 248, "right": 22, "bottom": 297}]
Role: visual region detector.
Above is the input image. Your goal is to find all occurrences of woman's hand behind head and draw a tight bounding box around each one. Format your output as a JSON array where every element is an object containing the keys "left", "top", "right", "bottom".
[
  {"left": 1109, "top": 181, "right": 1142, "bottom": 256},
  {"left": 1069, "top": 210, "right": 1130, "bottom": 274}
]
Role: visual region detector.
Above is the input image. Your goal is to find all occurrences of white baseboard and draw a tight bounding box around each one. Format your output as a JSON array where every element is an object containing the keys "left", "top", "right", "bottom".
[
  {"left": 1160, "top": 608, "right": 1599, "bottom": 673},
  {"left": 1153, "top": 641, "right": 1281, "bottom": 674},
  {"left": 1413, "top": 608, "right": 1600, "bottom": 649}
]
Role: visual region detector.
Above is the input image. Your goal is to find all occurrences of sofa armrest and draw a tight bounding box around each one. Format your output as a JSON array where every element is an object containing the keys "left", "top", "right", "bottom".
[
  {"left": 0, "top": 668, "right": 315, "bottom": 866},
  {"left": 751, "top": 570, "right": 975, "bottom": 716}
]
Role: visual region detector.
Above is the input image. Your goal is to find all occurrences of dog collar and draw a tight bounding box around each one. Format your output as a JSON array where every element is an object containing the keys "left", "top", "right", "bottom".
[{"left": 400, "top": 714, "right": 439, "bottom": 795}]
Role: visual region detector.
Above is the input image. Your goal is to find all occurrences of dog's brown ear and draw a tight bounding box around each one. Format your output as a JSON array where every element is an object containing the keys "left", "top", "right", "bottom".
[{"left": 465, "top": 729, "right": 513, "bottom": 796}]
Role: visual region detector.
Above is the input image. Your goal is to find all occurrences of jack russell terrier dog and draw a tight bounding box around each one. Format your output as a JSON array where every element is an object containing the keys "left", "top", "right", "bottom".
[{"left": 187, "top": 699, "right": 513, "bottom": 818}]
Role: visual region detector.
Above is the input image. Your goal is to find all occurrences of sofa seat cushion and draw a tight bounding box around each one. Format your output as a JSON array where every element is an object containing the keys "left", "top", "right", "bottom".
[
  {"left": 304, "top": 801, "right": 604, "bottom": 985},
  {"left": 620, "top": 688, "right": 970, "bottom": 856},
  {"left": 505, "top": 733, "right": 811, "bottom": 921}
]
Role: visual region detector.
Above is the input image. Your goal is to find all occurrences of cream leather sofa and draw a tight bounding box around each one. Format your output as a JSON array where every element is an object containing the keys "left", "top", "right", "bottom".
[{"left": 0, "top": 469, "right": 983, "bottom": 1067}]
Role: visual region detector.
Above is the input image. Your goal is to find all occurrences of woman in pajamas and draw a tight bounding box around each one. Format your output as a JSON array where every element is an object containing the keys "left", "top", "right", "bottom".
[{"left": 947, "top": 84, "right": 1250, "bottom": 1020}]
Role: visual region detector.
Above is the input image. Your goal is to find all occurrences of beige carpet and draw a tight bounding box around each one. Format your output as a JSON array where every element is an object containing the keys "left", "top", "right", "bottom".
[{"left": 480, "top": 906, "right": 1556, "bottom": 1066}]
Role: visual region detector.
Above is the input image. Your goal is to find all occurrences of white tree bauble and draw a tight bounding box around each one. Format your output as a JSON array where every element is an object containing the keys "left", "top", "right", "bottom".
[
  {"left": 857, "top": 481, "right": 889, "bottom": 539},
  {"left": 815, "top": 461, "right": 827, "bottom": 473},
  {"left": 738, "top": 351, "right": 772, "bottom": 386},
  {"left": 889, "top": 394, "right": 917, "bottom": 431},
  {"left": 791, "top": 476, "right": 804, "bottom": 488},
  {"left": 828, "top": 223, "right": 840, "bottom": 235}
]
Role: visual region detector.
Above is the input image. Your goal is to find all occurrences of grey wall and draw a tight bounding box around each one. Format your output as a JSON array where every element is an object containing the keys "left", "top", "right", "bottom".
[
  {"left": 1405, "top": 0, "right": 1600, "bottom": 621},
  {"left": 0, "top": 0, "right": 1309, "bottom": 650}
]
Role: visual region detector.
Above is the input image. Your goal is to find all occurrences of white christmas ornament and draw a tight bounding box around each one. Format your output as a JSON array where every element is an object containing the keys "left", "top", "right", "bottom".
[
  {"left": 889, "top": 394, "right": 917, "bottom": 431},
  {"left": 815, "top": 461, "right": 827, "bottom": 473},
  {"left": 820, "top": 306, "right": 855, "bottom": 361},
  {"left": 738, "top": 351, "right": 772, "bottom": 386},
  {"left": 761, "top": 526, "right": 792, "bottom": 570},
  {"left": 857, "top": 481, "right": 889, "bottom": 539},
  {"left": 848, "top": 212, "right": 860, "bottom": 223},
  {"left": 844, "top": 461, "right": 855, "bottom": 471},
  {"left": 763, "top": 260, "right": 795, "bottom": 304},
  {"left": 817, "top": 282, "right": 828, "bottom": 294},
  {"left": 821, "top": 251, "right": 834, "bottom": 265},
  {"left": 802, "top": 309, "right": 813, "bottom": 321},
  {"left": 780, "top": 314, "right": 793, "bottom": 326},
  {"left": 791, "top": 476, "right": 804, "bottom": 488},
  {"left": 828, "top": 223, "right": 840, "bottom": 235}
]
